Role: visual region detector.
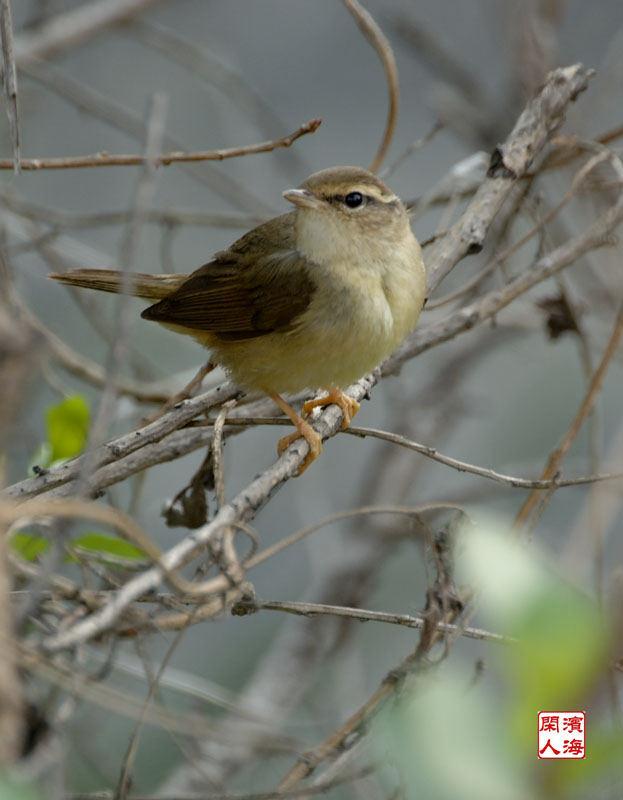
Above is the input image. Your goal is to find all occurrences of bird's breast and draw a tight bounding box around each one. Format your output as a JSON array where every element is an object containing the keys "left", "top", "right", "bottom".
[{"left": 207, "top": 238, "right": 425, "bottom": 394}]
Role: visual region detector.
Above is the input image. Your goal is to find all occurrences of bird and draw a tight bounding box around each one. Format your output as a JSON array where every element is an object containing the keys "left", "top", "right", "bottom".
[{"left": 49, "top": 166, "right": 426, "bottom": 474}]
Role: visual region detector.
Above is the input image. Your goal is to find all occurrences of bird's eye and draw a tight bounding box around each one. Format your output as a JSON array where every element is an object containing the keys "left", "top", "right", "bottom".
[{"left": 344, "top": 191, "right": 363, "bottom": 208}]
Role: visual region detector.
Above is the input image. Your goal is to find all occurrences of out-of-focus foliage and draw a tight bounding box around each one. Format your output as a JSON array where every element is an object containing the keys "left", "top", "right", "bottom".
[{"left": 384, "top": 518, "right": 622, "bottom": 800}]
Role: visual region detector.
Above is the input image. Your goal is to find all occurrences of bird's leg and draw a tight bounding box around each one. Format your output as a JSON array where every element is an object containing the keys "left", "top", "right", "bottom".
[
  {"left": 302, "top": 388, "right": 360, "bottom": 430},
  {"left": 269, "top": 392, "right": 323, "bottom": 474}
]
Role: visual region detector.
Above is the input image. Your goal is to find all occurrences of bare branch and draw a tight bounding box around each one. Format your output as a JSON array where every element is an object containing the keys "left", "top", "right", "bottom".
[
  {"left": 241, "top": 598, "right": 512, "bottom": 644},
  {"left": 129, "top": 18, "right": 309, "bottom": 179},
  {"left": 426, "top": 63, "right": 595, "bottom": 295},
  {"left": 341, "top": 0, "right": 399, "bottom": 173},
  {"left": 388, "top": 151, "right": 623, "bottom": 368},
  {"left": 342, "top": 426, "right": 623, "bottom": 490},
  {"left": 0, "top": 385, "right": 240, "bottom": 502},
  {"left": 271, "top": 529, "right": 465, "bottom": 796},
  {"left": 18, "top": 57, "right": 277, "bottom": 215},
  {"left": 513, "top": 305, "right": 623, "bottom": 533},
  {"left": 0, "top": 119, "right": 322, "bottom": 171},
  {"left": 0, "top": 0, "right": 20, "bottom": 171}
]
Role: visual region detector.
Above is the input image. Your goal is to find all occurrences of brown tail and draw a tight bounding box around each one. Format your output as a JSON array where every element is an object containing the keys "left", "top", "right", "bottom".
[{"left": 48, "top": 269, "right": 186, "bottom": 301}]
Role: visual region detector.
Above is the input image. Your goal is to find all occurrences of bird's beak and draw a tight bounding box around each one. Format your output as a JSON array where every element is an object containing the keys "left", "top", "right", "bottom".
[{"left": 283, "top": 188, "right": 325, "bottom": 211}]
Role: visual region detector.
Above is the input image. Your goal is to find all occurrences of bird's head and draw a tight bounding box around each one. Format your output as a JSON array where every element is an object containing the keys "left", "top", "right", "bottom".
[{"left": 283, "top": 166, "right": 411, "bottom": 265}]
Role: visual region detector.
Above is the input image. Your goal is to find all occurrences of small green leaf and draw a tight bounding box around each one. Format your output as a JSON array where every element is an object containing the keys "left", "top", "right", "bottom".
[
  {"left": 11, "top": 532, "right": 50, "bottom": 562},
  {"left": 46, "top": 394, "right": 90, "bottom": 461},
  {"left": 69, "top": 532, "right": 147, "bottom": 563}
]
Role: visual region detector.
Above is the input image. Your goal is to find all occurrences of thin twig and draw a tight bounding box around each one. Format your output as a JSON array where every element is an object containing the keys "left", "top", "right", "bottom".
[
  {"left": 341, "top": 0, "right": 398, "bottom": 173},
  {"left": 388, "top": 150, "right": 623, "bottom": 369},
  {"left": 380, "top": 121, "right": 443, "bottom": 179},
  {"left": 270, "top": 546, "right": 466, "bottom": 797},
  {"left": 22, "top": 648, "right": 219, "bottom": 738},
  {"left": 129, "top": 18, "right": 308, "bottom": 179},
  {"left": 76, "top": 92, "right": 167, "bottom": 507},
  {"left": 247, "top": 503, "right": 464, "bottom": 570},
  {"left": 115, "top": 624, "right": 189, "bottom": 800},
  {"left": 340, "top": 427, "right": 623, "bottom": 490},
  {"left": 513, "top": 305, "right": 623, "bottom": 534},
  {"left": 242, "top": 598, "right": 512, "bottom": 644},
  {"left": 425, "top": 147, "right": 613, "bottom": 310},
  {"left": 0, "top": 119, "right": 322, "bottom": 171},
  {"left": 426, "top": 63, "right": 595, "bottom": 295},
  {"left": 19, "top": 56, "right": 273, "bottom": 215}
]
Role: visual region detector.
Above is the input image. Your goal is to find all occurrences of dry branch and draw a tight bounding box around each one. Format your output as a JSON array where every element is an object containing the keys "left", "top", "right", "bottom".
[
  {"left": 241, "top": 598, "right": 511, "bottom": 644},
  {"left": 0, "top": 384, "right": 240, "bottom": 501},
  {"left": 426, "top": 63, "right": 594, "bottom": 295},
  {"left": 0, "top": 0, "right": 20, "bottom": 170},
  {"left": 0, "top": 119, "right": 322, "bottom": 171},
  {"left": 341, "top": 0, "right": 399, "bottom": 173},
  {"left": 18, "top": 56, "right": 278, "bottom": 215},
  {"left": 513, "top": 306, "right": 623, "bottom": 532}
]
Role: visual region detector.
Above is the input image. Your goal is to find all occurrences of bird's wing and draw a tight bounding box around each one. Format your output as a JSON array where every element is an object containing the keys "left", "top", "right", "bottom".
[{"left": 141, "top": 213, "right": 316, "bottom": 341}]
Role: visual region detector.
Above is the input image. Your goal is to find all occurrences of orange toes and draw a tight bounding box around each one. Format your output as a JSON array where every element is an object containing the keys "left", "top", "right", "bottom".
[
  {"left": 303, "top": 389, "right": 360, "bottom": 430},
  {"left": 270, "top": 392, "right": 323, "bottom": 475},
  {"left": 277, "top": 424, "right": 322, "bottom": 475}
]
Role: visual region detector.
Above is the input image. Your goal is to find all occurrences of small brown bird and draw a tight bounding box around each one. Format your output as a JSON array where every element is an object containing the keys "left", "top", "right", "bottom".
[{"left": 50, "top": 166, "right": 426, "bottom": 473}]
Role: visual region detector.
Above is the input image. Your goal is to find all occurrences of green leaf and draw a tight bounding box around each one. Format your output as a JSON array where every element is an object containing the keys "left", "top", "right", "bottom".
[
  {"left": 46, "top": 394, "right": 90, "bottom": 461},
  {"left": 11, "top": 532, "right": 50, "bottom": 562},
  {"left": 68, "top": 532, "right": 147, "bottom": 564}
]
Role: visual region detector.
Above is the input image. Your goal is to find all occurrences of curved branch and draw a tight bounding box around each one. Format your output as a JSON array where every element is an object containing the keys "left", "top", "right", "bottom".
[{"left": 341, "top": 0, "right": 399, "bottom": 173}]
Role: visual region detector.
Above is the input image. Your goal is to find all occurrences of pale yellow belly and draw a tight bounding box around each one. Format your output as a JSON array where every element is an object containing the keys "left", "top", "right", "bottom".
[{"left": 204, "top": 269, "right": 422, "bottom": 393}]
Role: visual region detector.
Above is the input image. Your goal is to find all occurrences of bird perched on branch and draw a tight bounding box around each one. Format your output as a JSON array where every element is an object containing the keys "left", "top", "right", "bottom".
[{"left": 50, "top": 166, "right": 426, "bottom": 473}]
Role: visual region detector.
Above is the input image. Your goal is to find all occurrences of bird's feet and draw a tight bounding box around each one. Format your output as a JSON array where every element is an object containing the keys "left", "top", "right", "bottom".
[
  {"left": 302, "top": 389, "right": 360, "bottom": 429},
  {"left": 277, "top": 421, "right": 323, "bottom": 475},
  {"left": 269, "top": 389, "right": 359, "bottom": 476},
  {"left": 270, "top": 392, "right": 323, "bottom": 475}
]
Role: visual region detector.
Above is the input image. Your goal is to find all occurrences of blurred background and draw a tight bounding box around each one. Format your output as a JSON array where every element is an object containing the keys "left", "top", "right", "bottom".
[{"left": 2, "top": 1, "right": 623, "bottom": 797}]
